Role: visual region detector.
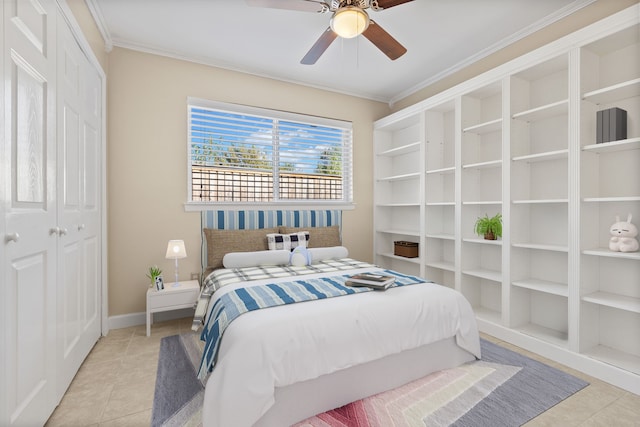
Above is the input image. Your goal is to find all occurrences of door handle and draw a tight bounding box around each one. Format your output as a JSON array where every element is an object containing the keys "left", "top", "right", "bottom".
[
  {"left": 78, "top": 223, "right": 85, "bottom": 231},
  {"left": 49, "top": 227, "right": 68, "bottom": 236},
  {"left": 4, "top": 233, "right": 19, "bottom": 244}
]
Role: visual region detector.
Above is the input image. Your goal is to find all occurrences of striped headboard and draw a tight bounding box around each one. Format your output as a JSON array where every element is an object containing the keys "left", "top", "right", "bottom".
[
  {"left": 201, "top": 210, "right": 341, "bottom": 230},
  {"left": 200, "top": 210, "right": 342, "bottom": 271}
]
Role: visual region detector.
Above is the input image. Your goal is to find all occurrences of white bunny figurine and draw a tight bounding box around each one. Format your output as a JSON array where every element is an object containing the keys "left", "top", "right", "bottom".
[{"left": 609, "top": 213, "right": 639, "bottom": 252}]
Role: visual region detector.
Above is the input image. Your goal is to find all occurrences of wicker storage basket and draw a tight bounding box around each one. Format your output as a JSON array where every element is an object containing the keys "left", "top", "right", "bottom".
[{"left": 394, "top": 241, "right": 419, "bottom": 258}]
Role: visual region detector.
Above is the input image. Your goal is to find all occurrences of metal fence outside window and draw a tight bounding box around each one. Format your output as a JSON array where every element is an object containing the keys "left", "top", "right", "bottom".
[{"left": 192, "top": 166, "right": 343, "bottom": 202}]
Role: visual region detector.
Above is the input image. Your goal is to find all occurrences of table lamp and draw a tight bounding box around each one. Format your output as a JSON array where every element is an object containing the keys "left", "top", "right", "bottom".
[{"left": 165, "top": 240, "right": 187, "bottom": 287}]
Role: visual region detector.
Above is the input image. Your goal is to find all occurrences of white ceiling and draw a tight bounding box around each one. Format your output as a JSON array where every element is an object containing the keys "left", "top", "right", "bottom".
[{"left": 89, "top": 0, "right": 594, "bottom": 104}]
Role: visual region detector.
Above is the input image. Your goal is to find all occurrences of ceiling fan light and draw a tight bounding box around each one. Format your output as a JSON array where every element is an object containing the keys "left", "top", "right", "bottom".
[{"left": 330, "top": 7, "right": 369, "bottom": 39}]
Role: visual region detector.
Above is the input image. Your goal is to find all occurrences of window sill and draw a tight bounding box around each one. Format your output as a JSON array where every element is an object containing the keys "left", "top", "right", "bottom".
[{"left": 184, "top": 201, "right": 356, "bottom": 212}]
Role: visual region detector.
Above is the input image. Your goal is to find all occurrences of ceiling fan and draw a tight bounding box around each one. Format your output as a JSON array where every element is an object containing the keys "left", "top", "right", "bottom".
[{"left": 247, "top": 0, "right": 414, "bottom": 64}]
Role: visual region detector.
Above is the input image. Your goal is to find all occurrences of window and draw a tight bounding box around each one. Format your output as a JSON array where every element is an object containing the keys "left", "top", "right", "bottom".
[{"left": 187, "top": 98, "right": 353, "bottom": 209}]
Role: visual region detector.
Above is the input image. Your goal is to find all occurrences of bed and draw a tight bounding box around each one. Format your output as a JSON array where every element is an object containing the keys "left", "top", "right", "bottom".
[{"left": 192, "top": 211, "right": 481, "bottom": 427}]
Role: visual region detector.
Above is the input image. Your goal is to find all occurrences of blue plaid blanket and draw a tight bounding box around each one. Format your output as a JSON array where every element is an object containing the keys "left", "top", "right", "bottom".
[{"left": 197, "top": 269, "right": 429, "bottom": 379}]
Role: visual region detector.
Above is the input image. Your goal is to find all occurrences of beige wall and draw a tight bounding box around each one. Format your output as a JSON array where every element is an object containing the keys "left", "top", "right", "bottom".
[
  {"left": 106, "top": 48, "right": 388, "bottom": 316},
  {"left": 68, "top": 0, "right": 638, "bottom": 318}
]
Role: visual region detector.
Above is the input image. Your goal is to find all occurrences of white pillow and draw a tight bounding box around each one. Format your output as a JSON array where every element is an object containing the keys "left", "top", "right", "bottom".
[
  {"left": 308, "top": 246, "right": 348, "bottom": 262},
  {"left": 223, "top": 250, "right": 290, "bottom": 268}
]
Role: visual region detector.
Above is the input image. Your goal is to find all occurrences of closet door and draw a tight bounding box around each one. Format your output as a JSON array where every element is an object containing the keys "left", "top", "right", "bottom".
[
  {"left": 1, "top": 0, "right": 58, "bottom": 425},
  {"left": 56, "top": 13, "right": 102, "bottom": 397}
]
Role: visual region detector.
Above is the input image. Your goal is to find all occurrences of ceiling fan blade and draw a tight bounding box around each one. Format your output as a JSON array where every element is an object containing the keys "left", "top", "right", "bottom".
[
  {"left": 245, "top": 0, "right": 328, "bottom": 12},
  {"left": 373, "top": 0, "right": 414, "bottom": 9},
  {"left": 362, "top": 20, "right": 407, "bottom": 60},
  {"left": 301, "top": 27, "right": 338, "bottom": 64}
]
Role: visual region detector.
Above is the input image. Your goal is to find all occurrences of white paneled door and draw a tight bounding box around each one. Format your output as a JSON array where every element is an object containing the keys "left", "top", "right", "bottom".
[
  {"left": 56, "top": 12, "right": 102, "bottom": 398},
  {"left": 2, "top": 0, "right": 59, "bottom": 425},
  {"left": 1, "top": 1, "right": 104, "bottom": 425}
]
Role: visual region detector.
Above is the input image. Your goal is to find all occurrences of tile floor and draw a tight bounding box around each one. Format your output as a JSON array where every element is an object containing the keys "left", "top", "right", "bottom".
[{"left": 46, "top": 318, "right": 640, "bottom": 426}]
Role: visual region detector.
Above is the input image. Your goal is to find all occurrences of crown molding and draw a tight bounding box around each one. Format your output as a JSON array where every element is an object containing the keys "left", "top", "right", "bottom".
[{"left": 85, "top": 0, "right": 113, "bottom": 52}]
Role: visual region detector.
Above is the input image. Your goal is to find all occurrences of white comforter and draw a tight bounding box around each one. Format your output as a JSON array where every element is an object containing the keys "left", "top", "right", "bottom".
[{"left": 201, "top": 266, "right": 480, "bottom": 427}]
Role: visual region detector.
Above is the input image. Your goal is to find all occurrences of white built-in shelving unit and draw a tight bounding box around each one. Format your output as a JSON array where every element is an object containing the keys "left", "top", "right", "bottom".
[
  {"left": 578, "top": 20, "right": 640, "bottom": 378},
  {"left": 460, "top": 80, "right": 504, "bottom": 323},
  {"left": 424, "top": 100, "right": 457, "bottom": 288},
  {"left": 509, "top": 53, "right": 571, "bottom": 349},
  {"left": 372, "top": 5, "right": 640, "bottom": 395},
  {"left": 373, "top": 113, "right": 424, "bottom": 276}
]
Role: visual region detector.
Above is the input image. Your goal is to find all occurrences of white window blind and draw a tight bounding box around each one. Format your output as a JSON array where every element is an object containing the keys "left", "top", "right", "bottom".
[{"left": 187, "top": 98, "right": 353, "bottom": 208}]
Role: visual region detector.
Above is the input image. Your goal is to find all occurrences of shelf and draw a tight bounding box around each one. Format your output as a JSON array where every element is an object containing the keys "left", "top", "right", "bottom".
[
  {"left": 517, "top": 323, "right": 568, "bottom": 348},
  {"left": 462, "top": 268, "right": 502, "bottom": 282},
  {"left": 425, "top": 261, "right": 455, "bottom": 272},
  {"left": 582, "top": 291, "right": 640, "bottom": 314},
  {"left": 426, "top": 233, "right": 455, "bottom": 240},
  {"left": 377, "top": 252, "right": 421, "bottom": 264},
  {"left": 512, "top": 149, "right": 568, "bottom": 163},
  {"left": 378, "top": 141, "right": 421, "bottom": 157},
  {"left": 425, "top": 201, "right": 455, "bottom": 206},
  {"left": 582, "top": 248, "right": 640, "bottom": 260},
  {"left": 377, "top": 172, "right": 420, "bottom": 182},
  {"left": 512, "top": 242, "right": 568, "bottom": 252},
  {"left": 462, "top": 118, "right": 502, "bottom": 134},
  {"left": 512, "top": 99, "right": 569, "bottom": 122},
  {"left": 512, "top": 198, "right": 568, "bottom": 204},
  {"left": 376, "top": 203, "right": 420, "bottom": 207},
  {"left": 582, "top": 345, "right": 640, "bottom": 376},
  {"left": 462, "top": 200, "right": 502, "bottom": 206},
  {"left": 512, "top": 279, "right": 568, "bottom": 297},
  {"left": 377, "top": 229, "right": 420, "bottom": 237},
  {"left": 463, "top": 238, "right": 502, "bottom": 246},
  {"left": 474, "top": 306, "right": 502, "bottom": 324},
  {"left": 582, "top": 137, "right": 640, "bottom": 154},
  {"left": 582, "top": 78, "right": 640, "bottom": 105},
  {"left": 583, "top": 196, "right": 640, "bottom": 203},
  {"left": 426, "top": 166, "right": 455, "bottom": 175},
  {"left": 462, "top": 159, "right": 502, "bottom": 169}
]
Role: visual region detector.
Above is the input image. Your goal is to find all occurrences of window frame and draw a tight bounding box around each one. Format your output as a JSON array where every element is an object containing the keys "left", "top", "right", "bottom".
[{"left": 185, "top": 97, "right": 354, "bottom": 211}]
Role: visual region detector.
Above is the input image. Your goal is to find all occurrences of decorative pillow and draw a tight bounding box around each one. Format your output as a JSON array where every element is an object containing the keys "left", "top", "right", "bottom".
[
  {"left": 289, "top": 246, "right": 312, "bottom": 266},
  {"left": 308, "top": 246, "right": 348, "bottom": 262},
  {"left": 266, "top": 232, "right": 310, "bottom": 251},
  {"left": 204, "top": 227, "right": 280, "bottom": 270},
  {"left": 279, "top": 226, "right": 341, "bottom": 248},
  {"left": 223, "top": 250, "right": 290, "bottom": 268}
]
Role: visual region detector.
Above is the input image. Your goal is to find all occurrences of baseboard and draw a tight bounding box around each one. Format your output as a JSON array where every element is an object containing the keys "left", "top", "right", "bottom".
[
  {"left": 477, "top": 319, "right": 640, "bottom": 395},
  {"left": 108, "top": 308, "right": 194, "bottom": 330}
]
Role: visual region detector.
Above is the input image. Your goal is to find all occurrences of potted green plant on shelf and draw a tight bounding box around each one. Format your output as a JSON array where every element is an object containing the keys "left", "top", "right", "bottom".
[
  {"left": 474, "top": 213, "right": 502, "bottom": 240},
  {"left": 146, "top": 265, "right": 163, "bottom": 289}
]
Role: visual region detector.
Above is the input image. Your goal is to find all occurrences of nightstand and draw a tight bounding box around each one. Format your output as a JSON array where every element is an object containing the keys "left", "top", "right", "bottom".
[{"left": 146, "top": 279, "right": 200, "bottom": 336}]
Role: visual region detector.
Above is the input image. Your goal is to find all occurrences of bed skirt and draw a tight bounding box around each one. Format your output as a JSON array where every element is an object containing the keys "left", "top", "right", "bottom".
[{"left": 254, "top": 336, "right": 475, "bottom": 427}]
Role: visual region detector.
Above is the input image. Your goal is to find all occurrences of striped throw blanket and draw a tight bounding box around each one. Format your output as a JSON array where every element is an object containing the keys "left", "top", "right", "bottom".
[
  {"left": 197, "top": 270, "right": 429, "bottom": 379},
  {"left": 192, "top": 258, "right": 375, "bottom": 331}
]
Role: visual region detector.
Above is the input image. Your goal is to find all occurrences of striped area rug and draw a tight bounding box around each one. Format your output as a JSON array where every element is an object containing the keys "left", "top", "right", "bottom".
[
  {"left": 152, "top": 336, "right": 588, "bottom": 427},
  {"left": 294, "top": 339, "right": 588, "bottom": 427},
  {"left": 294, "top": 361, "right": 518, "bottom": 427}
]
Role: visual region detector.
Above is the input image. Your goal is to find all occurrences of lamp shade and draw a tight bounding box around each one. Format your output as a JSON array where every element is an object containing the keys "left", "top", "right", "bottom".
[
  {"left": 165, "top": 240, "right": 187, "bottom": 259},
  {"left": 330, "top": 6, "right": 369, "bottom": 39}
]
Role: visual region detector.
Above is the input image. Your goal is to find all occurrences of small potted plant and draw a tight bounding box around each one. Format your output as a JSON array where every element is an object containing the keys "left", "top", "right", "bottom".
[
  {"left": 146, "top": 265, "right": 163, "bottom": 290},
  {"left": 474, "top": 213, "right": 502, "bottom": 240}
]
